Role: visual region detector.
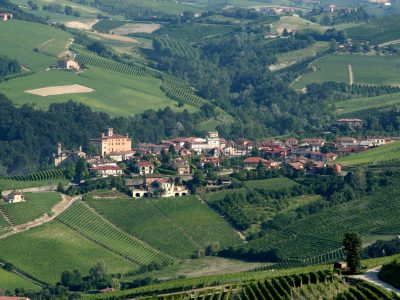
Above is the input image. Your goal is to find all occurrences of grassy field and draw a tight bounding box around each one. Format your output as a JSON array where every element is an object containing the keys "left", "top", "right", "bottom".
[
  {"left": 0, "top": 20, "right": 71, "bottom": 71},
  {"left": 238, "top": 178, "right": 400, "bottom": 261},
  {"left": 335, "top": 92, "right": 400, "bottom": 119},
  {"left": 0, "top": 267, "right": 41, "bottom": 292},
  {"left": 292, "top": 54, "right": 400, "bottom": 88},
  {"left": 0, "top": 222, "right": 138, "bottom": 283},
  {"left": 0, "top": 178, "right": 68, "bottom": 191},
  {"left": 86, "top": 196, "right": 242, "bottom": 258},
  {"left": 244, "top": 177, "right": 299, "bottom": 190},
  {"left": 0, "top": 192, "right": 61, "bottom": 225},
  {"left": 336, "top": 141, "right": 400, "bottom": 166}
]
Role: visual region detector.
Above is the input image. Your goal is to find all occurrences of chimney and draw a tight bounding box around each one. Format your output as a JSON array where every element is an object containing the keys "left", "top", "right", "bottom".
[{"left": 57, "top": 143, "right": 62, "bottom": 156}]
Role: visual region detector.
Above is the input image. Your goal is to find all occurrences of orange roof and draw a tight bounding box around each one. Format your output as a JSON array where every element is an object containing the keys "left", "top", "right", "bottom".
[{"left": 243, "top": 157, "right": 266, "bottom": 164}]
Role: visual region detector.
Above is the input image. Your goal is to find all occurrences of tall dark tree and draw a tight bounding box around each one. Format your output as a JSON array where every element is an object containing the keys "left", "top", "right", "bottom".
[{"left": 343, "top": 232, "right": 362, "bottom": 274}]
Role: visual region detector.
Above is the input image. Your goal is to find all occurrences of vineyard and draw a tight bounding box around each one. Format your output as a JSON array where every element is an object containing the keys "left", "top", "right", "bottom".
[
  {"left": 83, "top": 269, "right": 398, "bottom": 300},
  {"left": 336, "top": 141, "right": 400, "bottom": 166},
  {"left": 1, "top": 169, "right": 65, "bottom": 182},
  {"left": 85, "top": 195, "right": 242, "bottom": 258},
  {"left": 156, "top": 37, "right": 198, "bottom": 59},
  {"left": 0, "top": 192, "right": 61, "bottom": 225},
  {"left": 236, "top": 179, "right": 400, "bottom": 262},
  {"left": 57, "top": 202, "right": 175, "bottom": 266},
  {"left": 152, "top": 24, "right": 237, "bottom": 42},
  {"left": 335, "top": 92, "right": 400, "bottom": 120},
  {"left": 0, "top": 222, "right": 137, "bottom": 283},
  {"left": 243, "top": 178, "right": 299, "bottom": 190}
]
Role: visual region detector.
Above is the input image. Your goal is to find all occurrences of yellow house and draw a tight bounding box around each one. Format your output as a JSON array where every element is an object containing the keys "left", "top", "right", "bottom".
[{"left": 6, "top": 192, "right": 25, "bottom": 203}]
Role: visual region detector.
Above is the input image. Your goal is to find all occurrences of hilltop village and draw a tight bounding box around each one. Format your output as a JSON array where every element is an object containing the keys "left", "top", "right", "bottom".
[{"left": 50, "top": 126, "right": 394, "bottom": 199}]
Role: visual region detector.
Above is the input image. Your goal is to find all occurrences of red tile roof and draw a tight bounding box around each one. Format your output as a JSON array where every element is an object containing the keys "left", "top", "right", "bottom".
[
  {"left": 243, "top": 157, "right": 266, "bottom": 164},
  {"left": 137, "top": 161, "right": 153, "bottom": 167}
]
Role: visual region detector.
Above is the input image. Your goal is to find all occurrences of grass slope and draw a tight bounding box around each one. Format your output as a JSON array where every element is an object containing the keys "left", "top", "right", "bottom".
[
  {"left": 0, "top": 192, "right": 61, "bottom": 225},
  {"left": 240, "top": 179, "right": 400, "bottom": 260},
  {"left": 335, "top": 92, "right": 400, "bottom": 119},
  {"left": 86, "top": 196, "right": 242, "bottom": 258},
  {"left": 271, "top": 16, "right": 327, "bottom": 34},
  {"left": 292, "top": 54, "right": 400, "bottom": 88},
  {"left": 0, "top": 268, "right": 41, "bottom": 292},
  {"left": 336, "top": 141, "right": 400, "bottom": 166},
  {"left": 0, "top": 222, "right": 138, "bottom": 283},
  {"left": 0, "top": 20, "right": 70, "bottom": 71}
]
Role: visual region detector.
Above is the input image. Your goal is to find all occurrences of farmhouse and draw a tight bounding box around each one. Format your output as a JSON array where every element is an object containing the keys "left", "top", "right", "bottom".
[
  {"left": 91, "top": 128, "right": 132, "bottom": 157},
  {"left": 0, "top": 13, "right": 13, "bottom": 21},
  {"left": 243, "top": 157, "right": 279, "bottom": 170},
  {"left": 6, "top": 191, "right": 25, "bottom": 203},
  {"left": 173, "top": 160, "right": 190, "bottom": 175},
  {"left": 337, "top": 118, "right": 363, "bottom": 130},
  {"left": 136, "top": 161, "right": 154, "bottom": 175},
  {"left": 58, "top": 58, "right": 81, "bottom": 71},
  {"left": 89, "top": 165, "right": 123, "bottom": 177},
  {"left": 130, "top": 175, "right": 189, "bottom": 198}
]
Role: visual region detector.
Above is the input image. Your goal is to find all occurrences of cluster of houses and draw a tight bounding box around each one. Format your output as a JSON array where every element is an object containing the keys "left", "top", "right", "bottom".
[{"left": 52, "top": 127, "right": 395, "bottom": 198}]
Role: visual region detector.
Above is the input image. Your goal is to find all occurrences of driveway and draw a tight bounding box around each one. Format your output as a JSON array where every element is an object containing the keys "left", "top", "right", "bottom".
[{"left": 351, "top": 266, "right": 400, "bottom": 295}]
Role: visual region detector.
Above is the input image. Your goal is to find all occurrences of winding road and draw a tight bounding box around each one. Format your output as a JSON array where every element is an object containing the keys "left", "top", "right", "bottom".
[{"left": 351, "top": 266, "right": 400, "bottom": 295}]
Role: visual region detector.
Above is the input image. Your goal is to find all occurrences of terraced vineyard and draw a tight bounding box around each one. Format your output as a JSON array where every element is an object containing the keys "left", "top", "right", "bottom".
[
  {"left": 335, "top": 92, "right": 400, "bottom": 120},
  {"left": 236, "top": 179, "right": 400, "bottom": 261},
  {"left": 57, "top": 202, "right": 175, "bottom": 266},
  {"left": 0, "top": 192, "right": 61, "bottom": 225},
  {"left": 336, "top": 141, "right": 400, "bottom": 166},
  {"left": 157, "top": 37, "right": 198, "bottom": 58}
]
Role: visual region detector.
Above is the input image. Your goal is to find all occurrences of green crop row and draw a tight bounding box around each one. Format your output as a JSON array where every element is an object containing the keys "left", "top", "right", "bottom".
[{"left": 1, "top": 169, "right": 65, "bottom": 182}]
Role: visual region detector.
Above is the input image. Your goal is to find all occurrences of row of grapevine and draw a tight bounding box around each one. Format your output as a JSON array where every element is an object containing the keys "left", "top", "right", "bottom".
[
  {"left": 274, "top": 48, "right": 334, "bottom": 77},
  {"left": 57, "top": 202, "right": 175, "bottom": 266},
  {"left": 157, "top": 37, "right": 198, "bottom": 58},
  {"left": 1, "top": 71, "right": 34, "bottom": 83},
  {"left": 70, "top": 44, "right": 150, "bottom": 78},
  {"left": 161, "top": 79, "right": 208, "bottom": 107},
  {"left": 1, "top": 169, "right": 65, "bottom": 182}
]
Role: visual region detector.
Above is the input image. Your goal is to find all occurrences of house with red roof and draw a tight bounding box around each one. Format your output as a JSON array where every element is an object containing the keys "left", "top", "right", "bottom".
[
  {"left": 89, "top": 165, "right": 123, "bottom": 177},
  {"left": 136, "top": 161, "right": 154, "bottom": 175}
]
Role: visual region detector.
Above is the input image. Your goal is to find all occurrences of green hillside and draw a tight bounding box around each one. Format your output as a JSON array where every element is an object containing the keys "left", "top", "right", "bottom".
[
  {"left": 0, "top": 222, "right": 138, "bottom": 283},
  {"left": 236, "top": 179, "right": 400, "bottom": 262},
  {"left": 0, "top": 192, "right": 61, "bottom": 225},
  {"left": 0, "top": 20, "right": 71, "bottom": 71},
  {"left": 335, "top": 92, "right": 400, "bottom": 119},
  {"left": 57, "top": 202, "right": 175, "bottom": 266},
  {"left": 0, "top": 267, "right": 41, "bottom": 292},
  {"left": 85, "top": 196, "right": 242, "bottom": 258},
  {"left": 336, "top": 141, "right": 400, "bottom": 166},
  {"left": 292, "top": 54, "right": 400, "bottom": 88},
  {"left": 244, "top": 177, "right": 299, "bottom": 190}
]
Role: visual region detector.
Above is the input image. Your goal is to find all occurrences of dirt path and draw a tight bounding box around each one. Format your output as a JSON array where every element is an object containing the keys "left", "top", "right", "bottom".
[
  {"left": 348, "top": 64, "right": 354, "bottom": 85},
  {"left": 0, "top": 194, "right": 81, "bottom": 240},
  {"left": 379, "top": 39, "right": 400, "bottom": 47},
  {"left": 351, "top": 266, "right": 400, "bottom": 295}
]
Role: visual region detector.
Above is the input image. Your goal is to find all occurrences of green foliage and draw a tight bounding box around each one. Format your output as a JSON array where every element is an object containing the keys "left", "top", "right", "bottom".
[
  {"left": 0, "top": 267, "right": 41, "bottom": 292},
  {"left": 378, "top": 259, "right": 400, "bottom": 290},
  {"left": 85, "top": 196, "right": 241, "bottom": 258},
  {"left": 57, "top": 202, "right": 175, "bottom": 266},
  {"left": 92, "top": 20, "right": 128, "bottom": 33},
  {"left": 343, "top": 232, "right": 362, "bottom": 274},
  {"left": 243, "top": 178, "right": 299, "bottom": 190},
  {"left": 0, "top": 192, "right": 61, "bottom": 225},
  {"left": 0, "top": 222, "right": 138, "bottom": 283}
]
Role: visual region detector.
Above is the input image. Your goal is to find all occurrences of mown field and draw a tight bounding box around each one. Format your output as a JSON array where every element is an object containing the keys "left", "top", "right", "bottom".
[
  {"left": 0, "top": 222, "right": 138, "bottom": 283},
  {"left": 238, "top": 178, "right": 400, "bottom": 262},
  {"left": 276, "top": 41, "right": 330, "bottom": 65},
  {"left": 0, "top": 267, "right": 41, "bottom": 292},
  {"left": 270, "top": 16, "right": 327, "bottom": 35},
  {"left": 336, "top": 141, "right": 400, "bottom": 166},
  {"left": 335, "top": 92, "right": 400, "bottom": 120},
  {"left": 292, "top": 54, "right": 400, "bottom": 88},
  {"left": 0, "top": 20, "right": 70, "bottom": 71},
  {"left": 85, "top": 196, "right": 242, "bottom": 258},
  {"left": 0, "top": 192, "right": 61, "bottom": 225}
]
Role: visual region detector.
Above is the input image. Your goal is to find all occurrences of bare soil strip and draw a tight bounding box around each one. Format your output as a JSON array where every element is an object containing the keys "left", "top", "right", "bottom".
[
  {"left": 348, "top": 64, "right": 354, "bottom": 85},
  {"left": 25, "top": 84, "right": 94, "bottom": 97}
]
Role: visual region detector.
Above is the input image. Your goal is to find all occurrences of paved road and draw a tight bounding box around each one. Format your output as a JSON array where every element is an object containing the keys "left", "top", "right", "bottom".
[{"left": 352, "top": 266, "right": 400, "bottom": 295}]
